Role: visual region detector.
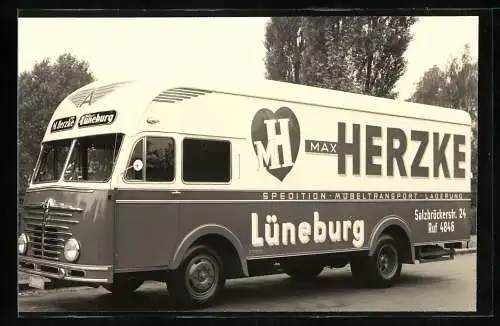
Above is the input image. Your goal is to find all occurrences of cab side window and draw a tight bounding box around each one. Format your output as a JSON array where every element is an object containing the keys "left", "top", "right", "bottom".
[
  {"left": 125, "top": 139, "right": 144, "bottom": 180},
  {"left": 145, "top": 137, "right": 175, "bottom": 182},
  {"left": 125, "top": 137, "right": 175, "bottom": 182}
]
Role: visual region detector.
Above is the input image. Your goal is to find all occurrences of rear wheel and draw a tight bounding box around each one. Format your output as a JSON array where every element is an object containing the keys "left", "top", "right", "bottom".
[
  {"left": 351, "top": 234, "right": 402, "bottom": 288},
  {"left": 103, "top": 276, "right": 143, "bottom": 295},
  {"left": 166, "top": 245, "right": 225, "bottom": 309}
]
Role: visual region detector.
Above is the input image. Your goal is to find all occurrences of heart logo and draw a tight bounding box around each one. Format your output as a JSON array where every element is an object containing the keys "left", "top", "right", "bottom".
[{"left": 251, "top": 107, "right": 301, "bottom": 181}]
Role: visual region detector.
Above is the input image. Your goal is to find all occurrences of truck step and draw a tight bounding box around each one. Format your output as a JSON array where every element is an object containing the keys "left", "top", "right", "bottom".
[
  {"left": 418, "top": 256, "right": 454, "bottom": 264},
  {"left": 416, "top": 245, "right": 455, "bottom": 263},
  {"left": 419, "top": 249, "right": 454, "bottom": 258}
]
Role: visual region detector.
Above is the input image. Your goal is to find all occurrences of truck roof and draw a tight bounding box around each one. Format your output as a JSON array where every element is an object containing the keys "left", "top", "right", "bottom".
[{"left": 42, "top": 76, "right": 472, "bottom": 142}]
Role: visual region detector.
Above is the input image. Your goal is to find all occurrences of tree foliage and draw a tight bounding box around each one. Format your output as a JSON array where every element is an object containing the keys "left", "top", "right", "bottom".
[
  {"left": 18, "top": 53, "right": 95, "bottom": 197},
  {"left": 264, "top": 17, "right": 303, "bottom": 83},
  {"left": 264, "top": 16, "right": 416, "bottom": 99},
  {"left": 408, "top": 44, "right": 478, "bottom": 206}
]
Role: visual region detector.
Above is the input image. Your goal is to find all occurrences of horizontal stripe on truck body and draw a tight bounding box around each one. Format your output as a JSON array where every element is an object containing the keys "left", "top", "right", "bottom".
[{"left": 113, "top": 187, "right": 471, "bottom": 269}]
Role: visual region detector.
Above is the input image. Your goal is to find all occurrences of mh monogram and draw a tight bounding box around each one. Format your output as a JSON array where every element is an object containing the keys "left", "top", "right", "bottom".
[{"left": 251, "top": 107, "right": 300, "bottom": 181}]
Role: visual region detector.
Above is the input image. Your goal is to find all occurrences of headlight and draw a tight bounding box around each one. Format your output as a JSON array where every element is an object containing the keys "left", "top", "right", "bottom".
[
  {"left": 18, "top": 233, "right": 28, "bottom": 255},
  {"left": 64, "top": 238, "right": 80, "bottom": 262}
]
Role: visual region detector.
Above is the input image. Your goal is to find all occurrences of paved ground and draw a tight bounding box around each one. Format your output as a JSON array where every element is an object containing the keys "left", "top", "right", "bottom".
[{"left": 18, "top": 253, "right": 476, "bottom": 313}]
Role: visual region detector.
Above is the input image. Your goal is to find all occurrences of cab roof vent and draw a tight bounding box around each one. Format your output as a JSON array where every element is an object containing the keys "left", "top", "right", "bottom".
[
  {"left": 68, "top": 81, "right": 131, "bottom": 107},
  {"left": 152, "top": 87, "right": 212, "bottom": 103}
]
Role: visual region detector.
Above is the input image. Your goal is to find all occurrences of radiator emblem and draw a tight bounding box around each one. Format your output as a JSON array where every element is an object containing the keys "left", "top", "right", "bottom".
[{"left": 41, "top": 198, "right": 54, "bottom": 256}]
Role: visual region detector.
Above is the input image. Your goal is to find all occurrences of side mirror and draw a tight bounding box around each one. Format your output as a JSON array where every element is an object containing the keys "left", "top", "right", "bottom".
[
  {"left": 132, "top": 159, "right": 143, "bottom": 172},
  {"left": 123, "top": 159, "right": 144, "bottom": 175}
]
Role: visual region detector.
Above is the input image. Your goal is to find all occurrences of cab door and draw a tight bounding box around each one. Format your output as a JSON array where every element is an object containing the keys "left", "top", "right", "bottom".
[{"left": 114, "top": 132, "right": 180, "bottom": 271}]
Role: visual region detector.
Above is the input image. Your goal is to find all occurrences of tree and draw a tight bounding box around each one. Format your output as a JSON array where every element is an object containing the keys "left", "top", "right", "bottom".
[
  {"left": 299, "top": 17, "right": 359, "bottom": 91},
  {"left": 350, "top": 16, "right": 416, "bottom": 98},
  {"left": 408, "top": 44, "right": 478, "bottom": 208},
  {"left": 18, "top": 53, "right": 95, "bottom": 198},
  {"left": 264, "top": 17, "right": 303, "bottom": 83},
  {"left": 264, "top": 16, "right": 416, "bottom": 98}
]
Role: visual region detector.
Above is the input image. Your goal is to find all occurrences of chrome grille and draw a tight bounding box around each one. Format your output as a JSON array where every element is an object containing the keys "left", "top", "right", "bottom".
[{"left": 23, "top": 207, "right": 79, "bottom": 261}]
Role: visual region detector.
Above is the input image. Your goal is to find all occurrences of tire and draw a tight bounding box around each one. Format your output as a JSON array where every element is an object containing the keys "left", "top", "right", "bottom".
[
  {"left": 354, "top": 234, "right": 402, "bottom": 288},
  {"left": 166, "top": 245, "right": 226, "bottom": 309},
  {"left": 103, "top": 276, "right": 143, "bottom": 295},
  {"left": 282, "top": 262, "right": 324, "bottom": 280}
]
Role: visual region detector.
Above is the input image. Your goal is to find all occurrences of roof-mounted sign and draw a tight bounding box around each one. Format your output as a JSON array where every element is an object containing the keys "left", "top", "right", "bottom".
[
  {"left": 51, "top": 116, "right": 76, "bottom": 133},
  {"left": 78, "top": 110, "right": 117, "bottom": 128}
]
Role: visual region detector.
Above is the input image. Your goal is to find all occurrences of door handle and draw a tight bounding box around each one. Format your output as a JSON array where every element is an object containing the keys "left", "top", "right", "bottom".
[{"left": 171, "top": 190, "right": 181, "bottom": 195}]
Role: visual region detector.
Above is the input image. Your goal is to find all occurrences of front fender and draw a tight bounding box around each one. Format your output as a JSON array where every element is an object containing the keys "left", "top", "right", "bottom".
[
  {"left": 368, "top": 215, "right": 414, "bottom": 260},
  {"left": 169, "top": 224, "right": 249, "bottom": 276}
]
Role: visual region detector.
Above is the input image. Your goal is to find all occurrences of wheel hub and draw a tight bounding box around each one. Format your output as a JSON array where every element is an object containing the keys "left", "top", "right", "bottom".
[
  {"left": 377, "top": 244, "right": 398, "bottom": 279},
  {"left": 187, "top": 258, "right": 216, "bottom": 293},
  {"left": 379, "top": 255, "right": 389, "bottom": 271}
]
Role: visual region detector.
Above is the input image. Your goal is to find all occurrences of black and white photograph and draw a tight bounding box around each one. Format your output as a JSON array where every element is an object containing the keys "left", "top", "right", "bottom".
[{"left": 17, "top": 14, "right": 479, "bottom": 313}]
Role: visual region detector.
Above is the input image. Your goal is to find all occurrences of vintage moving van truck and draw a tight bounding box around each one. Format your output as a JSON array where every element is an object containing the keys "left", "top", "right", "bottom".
[{"left": 18, "top": 77, "right": 472, "bottom": 308}]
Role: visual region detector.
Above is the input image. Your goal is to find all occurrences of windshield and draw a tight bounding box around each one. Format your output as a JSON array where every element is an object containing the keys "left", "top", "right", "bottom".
[
  {"left": 63, "top": 134, "right": 124, "bottom": 182},
  {"left": 32, "top": 133, "right": 124, "bottom": 184},
  {"left": 32, "top": 139, "right": 72, "bottom": 183}
]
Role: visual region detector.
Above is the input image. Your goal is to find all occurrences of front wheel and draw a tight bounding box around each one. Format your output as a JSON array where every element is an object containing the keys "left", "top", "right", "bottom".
[{"left": 166, "top": 245, "right": 225, "bottom": 309}]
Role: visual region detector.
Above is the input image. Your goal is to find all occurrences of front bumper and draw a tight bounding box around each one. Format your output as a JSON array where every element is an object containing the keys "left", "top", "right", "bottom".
[{"left": 19, "top": 255, "right": 113, "bottom": 284}]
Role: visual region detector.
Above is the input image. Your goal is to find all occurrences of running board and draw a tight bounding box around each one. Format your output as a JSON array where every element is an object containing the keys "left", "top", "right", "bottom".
[
  {"left": 416, "top": 245, "right": 455, "bottom": 263},
  {"left": 418, "top": 256, "right": 454, "bottom": 264}
]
